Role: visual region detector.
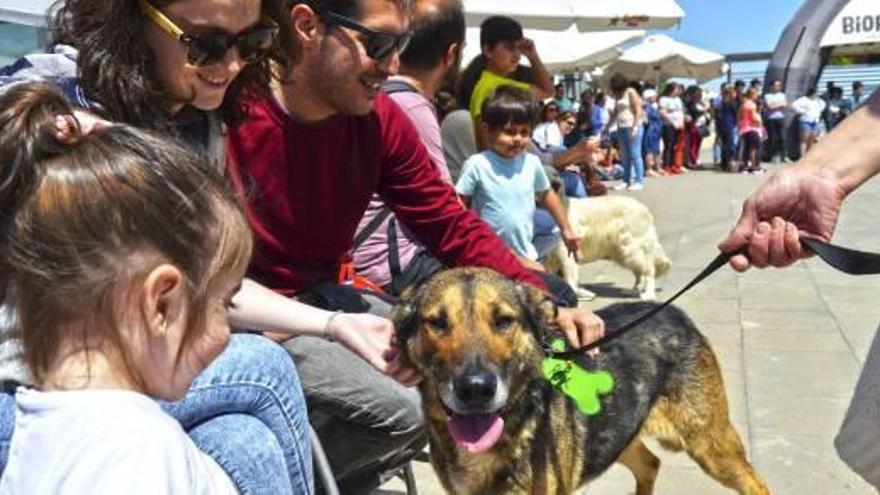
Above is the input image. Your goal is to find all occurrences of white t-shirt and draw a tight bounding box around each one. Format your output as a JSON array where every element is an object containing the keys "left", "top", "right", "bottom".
[
  {"left": 532, "top": 122, "right": 564, "bottom": 150},
  {"left": 0, "top": 388, "right": 237, "bottom": 495},
  {"left": 791, "top": 96, "right": 826, "bottom": 124},
  {"left": 763, "top": 91, "right": 787, "bottom": 120},
  {"left": 658, "top": 96, "right": 684, "bottom": 128},
  {"left": 456, "top": 150, "right": 550, "bottom": 261}
]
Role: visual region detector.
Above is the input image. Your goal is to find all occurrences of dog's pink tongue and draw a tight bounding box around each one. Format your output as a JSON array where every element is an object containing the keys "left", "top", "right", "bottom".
[{"left": 448, "top": 413, "right": 504, "bottom": 454}]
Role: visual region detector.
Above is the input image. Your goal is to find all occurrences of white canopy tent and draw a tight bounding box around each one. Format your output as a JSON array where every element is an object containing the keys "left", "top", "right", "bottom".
[
  {"left": 0, "top": 0, "right": 52, "bottom": 26},
  {"left": 463, "top": 0, "right": 684, "bottom": 32},
  {"left": 601, "top": 34, "right": 725, "bottom": 83},
  {"left": 462, "top": 26, "right": 643, "bottom": 74}
]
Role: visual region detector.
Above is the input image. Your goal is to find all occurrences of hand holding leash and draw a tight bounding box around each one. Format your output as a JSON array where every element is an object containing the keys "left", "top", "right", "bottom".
[
  {"left": 555, "top": 307, "right": 604, "bottom": 356},
  {"left": 718, "top": 165, "right": 845, "bottom": 271}
]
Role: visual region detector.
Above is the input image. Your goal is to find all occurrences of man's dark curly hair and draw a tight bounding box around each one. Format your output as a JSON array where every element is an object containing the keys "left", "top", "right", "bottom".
[
  {"left": 49, "top": 0, "right": 288, "bottom": 130},
  {"left": 272, "top": 0, "right": 410, "bottom": 74}
]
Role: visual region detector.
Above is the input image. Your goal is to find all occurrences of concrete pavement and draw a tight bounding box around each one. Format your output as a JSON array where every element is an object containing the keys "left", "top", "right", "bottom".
[{"left": 378, "top": 162, "right": 880, "bottom": 494}]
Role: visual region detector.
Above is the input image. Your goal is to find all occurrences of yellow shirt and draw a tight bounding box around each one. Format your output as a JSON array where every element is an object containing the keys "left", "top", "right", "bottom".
[
  {"left": 469, "top": 70, "right": 531, "bottom": 147},
  {"left": 469, "top": 70, "right": 531, "bottom": 121}
]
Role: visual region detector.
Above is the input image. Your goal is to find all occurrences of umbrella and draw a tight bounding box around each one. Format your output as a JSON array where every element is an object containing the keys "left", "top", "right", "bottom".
[
  {"left": 463, "top": 0, "right": 684, "bottom": 31},
  {"left": 463, "top": 26, "right": 644, "bottom": 74},
  {"left": 602, "top": 34, "right": 725, "bottom": 83}
]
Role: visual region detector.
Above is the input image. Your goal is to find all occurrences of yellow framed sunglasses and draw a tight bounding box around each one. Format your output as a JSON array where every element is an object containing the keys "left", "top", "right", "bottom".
[{"left": 138, "top": 0, "right": 278, "bottom": 66}]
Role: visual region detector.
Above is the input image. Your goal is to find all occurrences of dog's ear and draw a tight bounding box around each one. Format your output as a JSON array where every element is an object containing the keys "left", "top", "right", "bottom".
[
  {"left": 514, "top": 283, "right": 558, "bottom": 336},
  {"left": 391, "top": 284, "right": 424, "bottom": 345}
]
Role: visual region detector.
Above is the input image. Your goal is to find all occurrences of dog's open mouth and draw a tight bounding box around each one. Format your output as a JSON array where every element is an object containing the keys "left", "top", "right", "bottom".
[{"left": 447, "top": 412, "right": 504, "bottom": 454}]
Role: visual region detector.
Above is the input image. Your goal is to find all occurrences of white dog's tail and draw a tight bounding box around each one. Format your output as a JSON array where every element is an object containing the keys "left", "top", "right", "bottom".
[{"left": 647, "top": 225, "right": 672, "bottom": 276}]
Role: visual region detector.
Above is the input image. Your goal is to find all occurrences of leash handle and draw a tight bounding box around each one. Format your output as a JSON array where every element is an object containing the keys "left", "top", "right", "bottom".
[
  {"left": 550, "top": 239, "right": 880, "bottom": 358},
  {"left": 802, "top": 238, "right": 880, "bottom": 275}
]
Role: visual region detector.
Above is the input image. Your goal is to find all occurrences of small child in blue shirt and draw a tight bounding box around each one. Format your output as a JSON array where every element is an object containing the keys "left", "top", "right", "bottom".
[{"left": 456, "top": 86, "right": 580, "bottom": 269}]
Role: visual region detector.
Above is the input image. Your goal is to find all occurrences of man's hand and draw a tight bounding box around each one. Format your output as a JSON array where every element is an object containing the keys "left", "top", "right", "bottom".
[
  {"left": 718, "top": 166, "right": 845, "bottom": 271},
  {"left": 555, "top": 307, "right": 605, "bottom": 355}
]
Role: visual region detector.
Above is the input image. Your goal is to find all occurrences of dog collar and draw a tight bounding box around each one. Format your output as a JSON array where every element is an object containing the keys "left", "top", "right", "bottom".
[{"left": 541, "top": 338, "right": 614, "bottom": 415}]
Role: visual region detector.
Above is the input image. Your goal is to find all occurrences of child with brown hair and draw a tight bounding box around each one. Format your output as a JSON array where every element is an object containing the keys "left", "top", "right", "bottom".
[{"left": 0, "top": 82, "right": 253, "bottom": 493}]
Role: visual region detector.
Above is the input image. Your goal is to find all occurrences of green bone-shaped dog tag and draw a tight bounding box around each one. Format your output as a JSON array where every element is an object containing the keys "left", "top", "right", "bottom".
[{"left": 541, "top": 339, "right": 614, "bottom": 415}]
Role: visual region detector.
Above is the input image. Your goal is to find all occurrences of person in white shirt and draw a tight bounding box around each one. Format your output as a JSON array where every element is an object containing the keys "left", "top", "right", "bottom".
[
  {"left": 762, "top": 79, "right": 789, "bottom": 163},
  {"left": 532, "top": 101, "right": 564, "bottom": 150},
  {"left": 658, "top": 82, "right": 686, "bottom": 174},
  {"left": 791, "top": 87, "right": 827, "bottom": 157},
  {"left": 0, "top": 84, "right": 251, "bottom": 494}
]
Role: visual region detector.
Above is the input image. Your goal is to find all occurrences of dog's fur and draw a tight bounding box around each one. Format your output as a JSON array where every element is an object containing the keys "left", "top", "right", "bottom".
[
  {"left": 394, "top": 268, "right": 768, "bottom": 495},
  {"left": 543, "top": 196, "right": 671, "bottom": 300}
]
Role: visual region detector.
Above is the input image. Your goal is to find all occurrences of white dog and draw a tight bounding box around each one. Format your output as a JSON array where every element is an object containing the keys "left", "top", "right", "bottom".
[{"left": 544, "top": 196, "right": 671, "bottom": 300}]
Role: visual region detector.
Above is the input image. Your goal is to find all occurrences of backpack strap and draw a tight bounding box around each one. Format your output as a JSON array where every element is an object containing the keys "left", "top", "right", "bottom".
[
  {"left": 387, "top": 217, "right": 401, "bottom": 277},
  {"left": 353, "top": 206, "right": 393, "bottom": 250},
  {"left": 382, "top": 79, "right": 419, "bottom": 95}
]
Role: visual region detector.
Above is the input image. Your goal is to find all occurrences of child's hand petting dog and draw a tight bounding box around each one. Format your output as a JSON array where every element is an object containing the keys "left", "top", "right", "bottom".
[
  {"left": 561, "top": 228, "right": 582, "bottom": 263},
  {"left": 555, "top": 307, "right": 605, "bottom": 356},
  {"left": 328, "top": 313, "right": 422, "bottom": 387}
]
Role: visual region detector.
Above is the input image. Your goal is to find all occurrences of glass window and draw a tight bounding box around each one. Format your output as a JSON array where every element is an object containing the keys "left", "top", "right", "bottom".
[{"left": 0, "top": 21, "right": 48, "bottom": 66}]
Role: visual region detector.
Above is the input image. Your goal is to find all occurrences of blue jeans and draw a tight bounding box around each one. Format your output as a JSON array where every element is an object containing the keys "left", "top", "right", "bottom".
[
  {"left": 0, "top": 333, "right": 313, "bottom": 494},
  {"left": 532, "top": 207, "right": 560, "bottom": 260},
  {"left": 617, "top": 126, "right": 645, "bottom": 185},
  {"left": 558, "top": 169, "right": 588, "bottom": 198}
]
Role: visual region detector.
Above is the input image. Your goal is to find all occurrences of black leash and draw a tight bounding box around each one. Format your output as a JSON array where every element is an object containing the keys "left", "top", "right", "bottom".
[{"left": 549, "top": 238, "right": 880, "bottom": 358}]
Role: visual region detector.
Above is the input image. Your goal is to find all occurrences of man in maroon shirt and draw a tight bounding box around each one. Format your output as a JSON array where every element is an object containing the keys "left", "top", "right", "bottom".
[{"left": 225, "top": 0, "right": 605, "bottom": 489}]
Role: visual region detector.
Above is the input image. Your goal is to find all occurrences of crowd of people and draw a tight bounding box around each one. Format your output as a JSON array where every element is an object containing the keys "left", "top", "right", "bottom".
[
  {"left": 0, "top": 0, "right": 878, "bottom": 493},
  {"left": 525, "top": 75, "right": 872, "bottom": 187}
]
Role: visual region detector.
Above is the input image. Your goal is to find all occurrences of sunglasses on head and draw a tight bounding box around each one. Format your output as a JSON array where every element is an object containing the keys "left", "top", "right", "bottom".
[
  {"left": 319, "top": 10, "right": 412, "bottom": 61},
  {"left": 139, "top": 0, "right": 279, "bottom": 66}
]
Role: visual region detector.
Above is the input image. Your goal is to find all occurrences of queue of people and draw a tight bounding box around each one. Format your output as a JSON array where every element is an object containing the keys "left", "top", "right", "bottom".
[{"left": 0, "top": 0, "right": 606, "bottom": 493}]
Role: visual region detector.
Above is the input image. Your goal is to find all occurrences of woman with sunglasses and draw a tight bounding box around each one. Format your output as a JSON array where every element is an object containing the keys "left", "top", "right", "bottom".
[{"left": 0, "top": 1, "right": 315, "bottom": 493}]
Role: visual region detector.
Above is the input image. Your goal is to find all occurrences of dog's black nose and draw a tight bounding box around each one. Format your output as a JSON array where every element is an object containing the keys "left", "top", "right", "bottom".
[{"left": 454, "top": 369, "right": 497, "bottom": 408}]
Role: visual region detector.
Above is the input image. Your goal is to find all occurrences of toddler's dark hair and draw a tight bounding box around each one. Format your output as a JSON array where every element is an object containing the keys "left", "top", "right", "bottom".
[{"left": 479, "top": 85, "right": 535, "bottom": 131}]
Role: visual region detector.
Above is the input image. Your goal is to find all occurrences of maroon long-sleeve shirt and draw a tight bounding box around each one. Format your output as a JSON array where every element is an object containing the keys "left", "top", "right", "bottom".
[{"left": 225, "top": 92, "right": 544, "bottom": 296}]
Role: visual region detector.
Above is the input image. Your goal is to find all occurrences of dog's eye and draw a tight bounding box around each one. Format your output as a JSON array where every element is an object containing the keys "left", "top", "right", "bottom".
[
  {"left": 494, "top": 315, "right": 516, "bottom": 332},
  {"left": 423, "top": 315, "right": 449, "bottom": 334}
]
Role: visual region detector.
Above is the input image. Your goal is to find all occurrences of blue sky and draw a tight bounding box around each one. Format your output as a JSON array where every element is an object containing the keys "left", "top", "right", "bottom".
[{"left": 658, "top": 0, "right": 805, "bottom": 55}]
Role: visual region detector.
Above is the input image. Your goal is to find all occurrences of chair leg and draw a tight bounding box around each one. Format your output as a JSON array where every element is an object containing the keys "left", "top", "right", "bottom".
[
  {"left": 310, "top": 424, "right": 340, "bottom": 495},
  {"left": 402, "top": 463, "right": 417, "bottom": 495}
]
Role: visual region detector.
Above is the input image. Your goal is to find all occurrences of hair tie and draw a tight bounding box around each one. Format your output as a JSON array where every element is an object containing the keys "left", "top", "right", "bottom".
[{"left": 53, "top": 113, "right": 83, "bottom": 145}]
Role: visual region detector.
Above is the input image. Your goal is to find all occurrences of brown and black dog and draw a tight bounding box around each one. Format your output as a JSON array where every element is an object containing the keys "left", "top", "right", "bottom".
[{"left": 393, "top": 268, "right": 769, "bottom": 495}]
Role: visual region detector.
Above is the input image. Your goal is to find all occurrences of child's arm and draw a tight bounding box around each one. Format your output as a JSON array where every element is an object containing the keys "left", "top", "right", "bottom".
[
  {"left": 538, "top": 188, "right": 581, "bottom": 259},
  {"left": 519, "top": 38, "right": 554, "bottom": 99},
  {"left": 230, "top": 280, "right": 419, "bottom": 385},
  {"left": 516, "top": 252, "right": 545, "bottom": 272}
]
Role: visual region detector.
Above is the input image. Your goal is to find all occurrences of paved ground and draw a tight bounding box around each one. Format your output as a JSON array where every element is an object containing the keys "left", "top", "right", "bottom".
[{"left": 378, "top": 160, "right": 880, "bottom": 494}]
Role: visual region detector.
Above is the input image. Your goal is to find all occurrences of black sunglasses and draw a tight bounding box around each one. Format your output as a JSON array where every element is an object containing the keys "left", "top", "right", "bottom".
[
  {"left": 319, "top": 10, "right": 412, "bottom": 61},
  {"left": 139, "top": 0, "right": 279, "bottom": 66}
]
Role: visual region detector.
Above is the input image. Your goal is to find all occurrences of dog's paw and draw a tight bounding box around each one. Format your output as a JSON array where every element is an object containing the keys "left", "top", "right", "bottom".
[
  {"left": 639, "top": 292, "right": 657, "bottom": 301},
  {"left": 576, "top": 288, "right": 596, "bottom": 301}
]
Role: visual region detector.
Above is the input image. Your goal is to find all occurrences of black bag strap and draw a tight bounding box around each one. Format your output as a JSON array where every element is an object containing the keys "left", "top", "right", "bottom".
[
  {"left": 353, "top": 207, "right": 393, "bottom": 250},
  {"left": 388, "top": 217, "right": 401, "bottom": 277}
]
